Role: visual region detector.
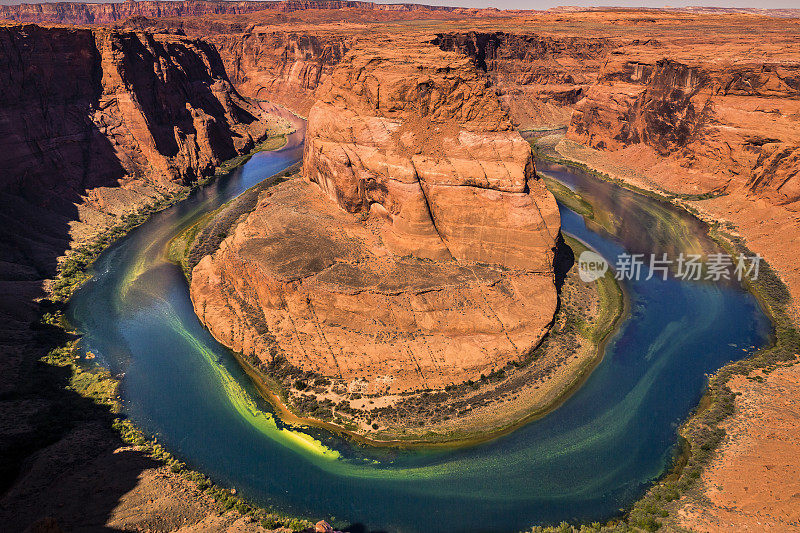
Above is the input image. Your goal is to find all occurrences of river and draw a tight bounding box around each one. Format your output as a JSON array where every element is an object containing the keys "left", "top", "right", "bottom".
[{"left": 67, "top": 121, "right": 770, "bottom": 532}]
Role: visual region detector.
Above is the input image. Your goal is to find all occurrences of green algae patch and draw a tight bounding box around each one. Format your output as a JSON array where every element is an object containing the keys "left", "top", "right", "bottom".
[{"left": 541, "top": 173, "right": 594, "bottom": 219}]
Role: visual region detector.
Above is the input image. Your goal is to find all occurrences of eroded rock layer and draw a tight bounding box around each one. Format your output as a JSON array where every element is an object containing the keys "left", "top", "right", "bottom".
[
  {"left": 0, "top": 0, "right": 462, "bottom": 26},
  {"left": 434, "top": 31, "right": 611, "bottom": 129},
  {"left": 304, "top": 41, "right": 560, "bottom": 270},
  {"left": 0, "top": 20, "right": 294, "bottom": 533},
  {"left": 191, "top": 41, "right": 561, "bottom": 392},
  {"left": 191, "top": 178, "right": 557, "bottom": 392},
  {"left": 212, "top": 31, "right": 352, "bottom": 114},
  {"left": 567, "top": 50, "right": 800, "bottom": 207}
]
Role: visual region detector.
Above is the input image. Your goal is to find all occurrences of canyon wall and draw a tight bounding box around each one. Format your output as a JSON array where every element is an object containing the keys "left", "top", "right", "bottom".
[
  {"left": 0, "top": 0, "right": 461, "bottom": 26},
  {"left": 0, "top": 23, "right": 287, "bottom": 323},
  {"left": 0, "top": 1, "right": 273, "bottom": 25},
  {"left": 432, "top": 30, "right": 800, "bottom": 209},
  {"left": 190, "top": 40, "right": 561, "bottom": 393},
  {"left": 0, "top": 20, "right": 294, "bottom": 530},
  {"left": 567, "top": 52, "right": 800, "bottom": 207},
  {"left": 434, "top": 31, "right": 611, "bottom": 129},
  {"left": 211, "top": 31, "right": 351, "bottom": 114}
]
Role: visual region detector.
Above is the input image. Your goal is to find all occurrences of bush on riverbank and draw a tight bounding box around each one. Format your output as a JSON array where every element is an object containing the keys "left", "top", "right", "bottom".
[
  {"left": 112, "top": 417, "right": 314, "bottom": 530},
  {"left": 51, "top": 190, "right": 188, "bottom": 301}
]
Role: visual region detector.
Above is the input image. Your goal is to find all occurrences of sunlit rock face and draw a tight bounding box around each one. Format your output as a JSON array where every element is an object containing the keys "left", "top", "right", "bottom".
[
  {"left": 303, "top": 40, "right": 561, "bottom": 271},
  {"left": 433, "top": 31, "right": 612, "bottom": 130},
  {"left": 567, "top": 56, "right": 800, "bottom": 207},
  {"left": 211, "top": 31, "right": 352, "bottom": 115},
  {"left": 190, "top": 40, "right": 562, "bottom": 393},
  {"left": 190, "top": 178, "right": 559, "bottom": 393}
]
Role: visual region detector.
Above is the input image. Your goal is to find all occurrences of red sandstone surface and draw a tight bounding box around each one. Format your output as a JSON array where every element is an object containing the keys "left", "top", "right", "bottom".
[
  {"left": 0, "top": 0, "right": 479, "bottom": 26},
  {"left": 0, "top": 23, "right": 290, "bottom": 324},
  {"left": 675, "top": 364, "right": 800, "bottom": 532}
]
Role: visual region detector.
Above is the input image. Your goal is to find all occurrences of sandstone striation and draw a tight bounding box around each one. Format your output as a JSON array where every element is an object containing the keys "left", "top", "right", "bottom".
[
  {"left": 190, "top": 41, "right": 561, "bottom": 394},
  {"left": 567, "top": 50, "right": 800, "bottom": 207},
  {"left": 190, "top": 177, "right": 558, "bottom": 393},
  {"left": 212, "top": 31, "right": 351, "bottom": 114},
  {"left": 304, "top": 41, "right": 560, "bottom": 269},
  {"left": 0, "top": 0, "right": 464, "bottom": 26}
]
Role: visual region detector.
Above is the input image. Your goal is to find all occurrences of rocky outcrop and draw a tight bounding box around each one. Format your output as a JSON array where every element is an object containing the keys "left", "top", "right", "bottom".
[
  {"left": 0, "top": 1, "right": 274, "bottom": 25},
  {"left": 433, "top": 30, "right": 800, "bottom": 208},
  {"left": 570, "top": 59, "right": 711, "bottom": 153},
  {"left": 0, "top": 21, "right": 293, "bottom": 531},
  {"left": 304, "top": 42, "right": 560, "bottom": 269},
  {"left": 0, "top": 0, "right": 461, "bottom": 26},
  {"left": 211, "top": 31, "right": 351, "bottom": 115},
  {"left": 190, "top": 178, "right": 558, "bottom": 393},
  {"left": 0, "top": 23, "right": 288, "bottom": 320},
  {"left": 190, "top": 41, "right": 560, "bottom": 394}
]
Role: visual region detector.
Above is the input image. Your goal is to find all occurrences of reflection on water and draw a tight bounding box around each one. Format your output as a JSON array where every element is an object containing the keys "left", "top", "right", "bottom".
[
  {"left": 539, "top": 161, "right": 713, "bottom": 259},
  {"left": 67, "top": 125, "right": 771, "bottom": 532}
]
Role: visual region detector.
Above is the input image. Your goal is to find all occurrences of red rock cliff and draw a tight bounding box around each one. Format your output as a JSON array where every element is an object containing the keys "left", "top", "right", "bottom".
[
  {"left": 568, "top": 53, "right": 800, "bottom": 207},
  {"left": 211, "top": 31, "right": 351, "bottom": 114},
  {"left": 0, "top": 0, "right": 462, "bottom": 26},
  {"left": 434, "top": 31, "right": 611, "bottom": 129},
  {"left": 0, "top": 23, "right": 287, "bottom": 320}
]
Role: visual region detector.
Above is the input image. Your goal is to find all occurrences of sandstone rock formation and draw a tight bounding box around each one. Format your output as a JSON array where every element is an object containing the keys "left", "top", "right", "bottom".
[
  {"left": 190, "top": 41, "right": 561, "bottom": 393},
  {"left": 0, "top": 22, "right": 291, "bottom": 496},
  {"left": 3, "top": 7, "right": 800, "bottom": 532},
  {"left": 212, "top": 31, "right": 351, "bottom": 114},
  {"left": 0, "top": 1, "right": 273, "bottom": 25},
  {"left": 304, "top": 41, "right": 560, "bottom": 269},
  {"left": 191, "top": 177, "right": 558, "bottom": 393},
  {"left": 567, "top": 50, "right": 800, "bottom": 207},
  {"left": 0, "top": 23, "right": 287, "bottom": 319}
]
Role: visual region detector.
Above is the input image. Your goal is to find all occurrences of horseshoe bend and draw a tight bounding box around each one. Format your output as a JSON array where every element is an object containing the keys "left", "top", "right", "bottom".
[
  {"left": 187, "top": 41, "right": 579, "bottom": 433},
  {"left": 1, "top": 3, "right": 800, "bottom": 533}
]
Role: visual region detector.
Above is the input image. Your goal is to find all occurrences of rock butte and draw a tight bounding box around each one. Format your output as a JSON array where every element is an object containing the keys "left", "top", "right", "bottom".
[
  {"left": 1, "top": 5, "right": 800, "bottom": 532},
  {"left": 190, "top": 41, "right": 561, "bottom": 393}
]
